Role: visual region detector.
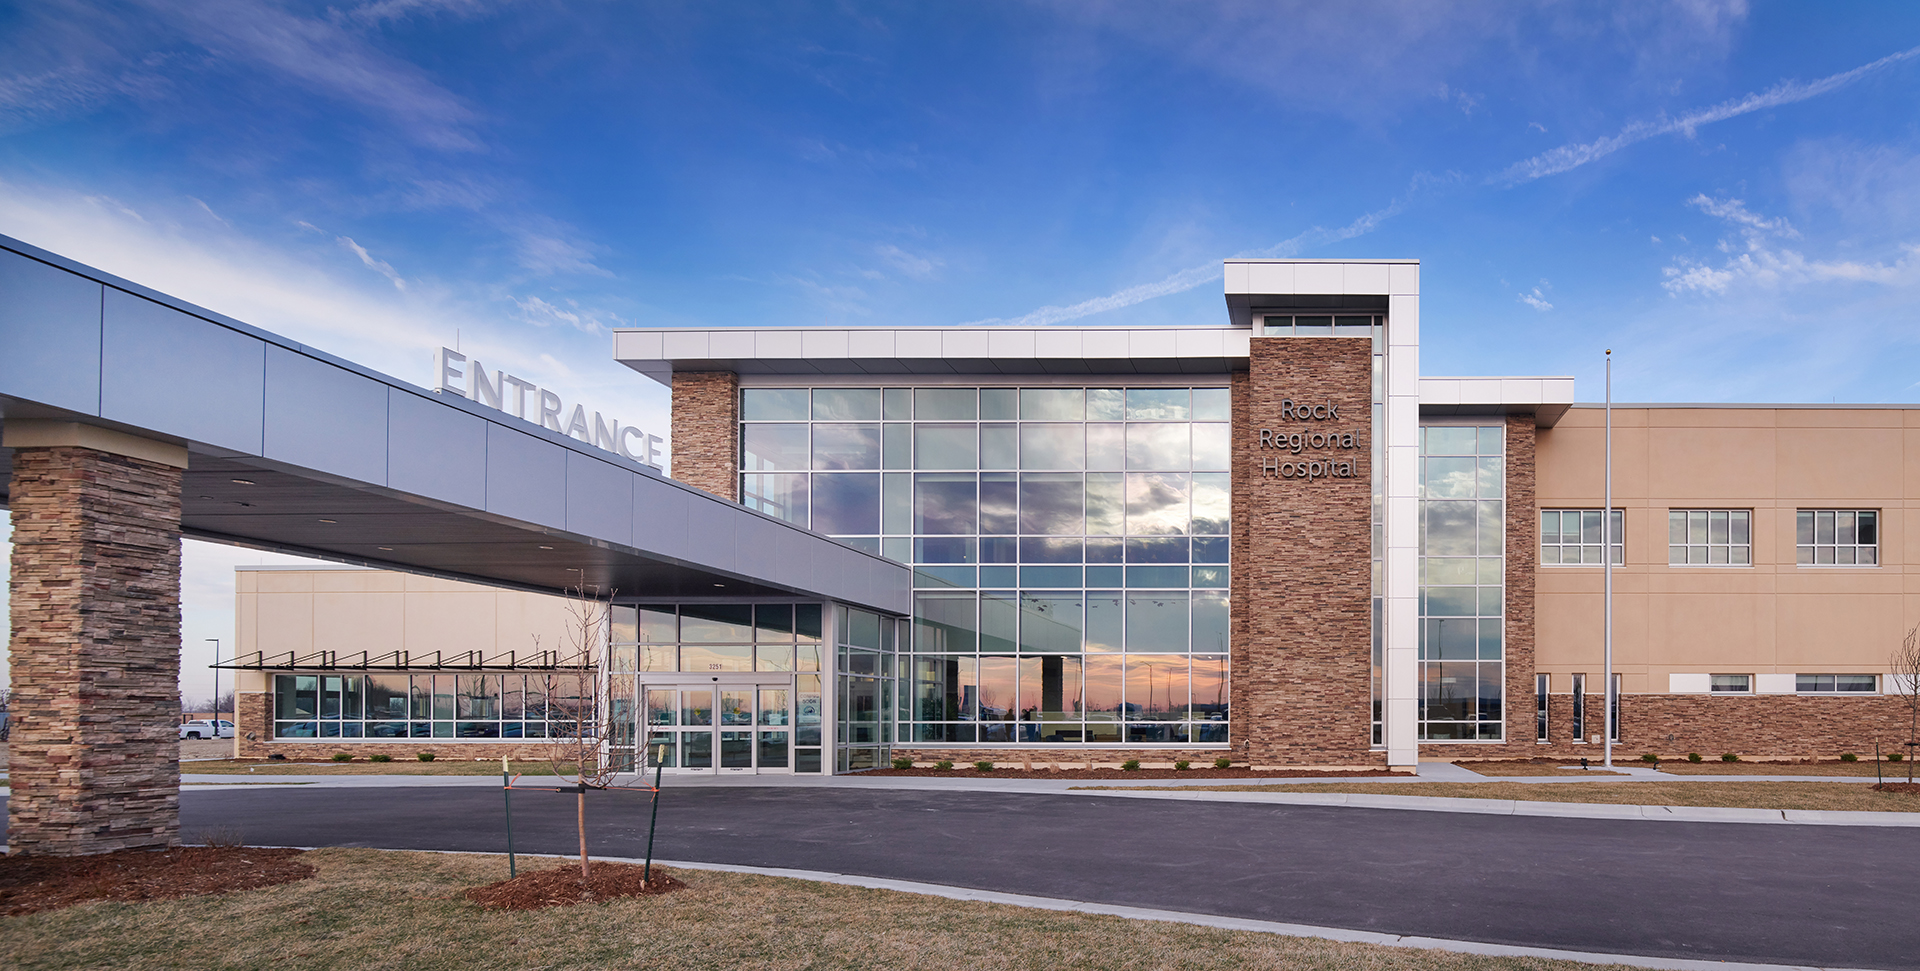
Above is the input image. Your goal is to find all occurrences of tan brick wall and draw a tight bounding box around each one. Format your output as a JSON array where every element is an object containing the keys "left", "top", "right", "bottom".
[
  {"left": 1231, "top": 339, "right": 1383, "bottom": 767},
  {"left": 670, "top": 370, "right": 738, "bottom": 500},
  {"left": 8, "top": 446, "right": 183, "bottom": 855},
  {"left": 1520, "top": 692, "right": 1919, "bottom": 760}
]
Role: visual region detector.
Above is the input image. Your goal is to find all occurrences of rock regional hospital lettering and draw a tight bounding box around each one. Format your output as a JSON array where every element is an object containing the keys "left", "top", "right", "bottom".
[{"left": 1256, "top": 398, "right": 1361, "bottom": 481}]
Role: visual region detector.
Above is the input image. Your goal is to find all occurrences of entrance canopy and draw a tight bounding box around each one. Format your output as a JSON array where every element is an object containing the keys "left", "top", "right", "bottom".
[{"left": 0, "top": 235, "right": 907, "bottom": 612}]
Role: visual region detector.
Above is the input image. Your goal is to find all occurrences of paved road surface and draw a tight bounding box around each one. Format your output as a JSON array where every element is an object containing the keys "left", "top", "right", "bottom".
[{"left": 170, "top": 785, "right": 1920, "bottom": 969}]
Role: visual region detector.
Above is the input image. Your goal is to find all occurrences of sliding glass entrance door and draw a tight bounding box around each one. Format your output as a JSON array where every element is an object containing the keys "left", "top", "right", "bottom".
[{"left": 643, "top": 681, "right": 792, "bottom": 773}]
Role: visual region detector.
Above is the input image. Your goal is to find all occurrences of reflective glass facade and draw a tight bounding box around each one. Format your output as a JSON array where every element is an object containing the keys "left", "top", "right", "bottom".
[
  {"left": 741, "top": 385, "right": 1231, "bottom": 747},
  {"left": 1417, "top": 424, "right": 1506, "bottom": 740},
  {"left": 272, "top": 672, "right": 589, "bottom": 739}
]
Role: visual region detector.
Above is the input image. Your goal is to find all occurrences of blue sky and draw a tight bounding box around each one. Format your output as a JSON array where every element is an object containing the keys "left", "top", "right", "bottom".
[{"left": 2, "top": 1, "right": 1919, "bottom": 698}]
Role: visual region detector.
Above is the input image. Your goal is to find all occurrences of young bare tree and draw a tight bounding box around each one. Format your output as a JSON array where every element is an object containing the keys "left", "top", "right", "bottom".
[
  {"left": 1891, "top": 625, "right": 1920, "bottom": 784},
  {"left": 543, "top": 581, "right": 621, "bottom": 880}
]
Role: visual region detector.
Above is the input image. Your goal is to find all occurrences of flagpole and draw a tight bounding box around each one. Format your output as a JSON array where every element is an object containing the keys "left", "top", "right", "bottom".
[{"left": 1604, "top": 349, "right": 1614, "bottom": 769}]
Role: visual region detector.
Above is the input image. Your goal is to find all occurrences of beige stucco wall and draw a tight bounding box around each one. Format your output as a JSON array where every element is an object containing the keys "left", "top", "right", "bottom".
[
  {"left": 231, "top": 566, "right": 580, "bottom": 696},
  {"left": 1534, "top": 406, "right": 1920, "bottom": 693}
]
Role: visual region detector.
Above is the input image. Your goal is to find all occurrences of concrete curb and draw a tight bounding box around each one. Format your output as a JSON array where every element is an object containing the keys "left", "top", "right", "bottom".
[{"left": 1067, "top": 787, "right": 1920, "bottom": 827}]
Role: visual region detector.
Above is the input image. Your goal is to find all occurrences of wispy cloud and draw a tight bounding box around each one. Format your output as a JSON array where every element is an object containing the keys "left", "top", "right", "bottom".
[
  {"left": 1496, "top": 43, "right": 1920, "bottom": 185},
  {"left": 1688, "top": 194, "right": 1798, "bottom": 237},
  {"left": 337, "top": 235, "right": 407, "bottom": 290},
  {"left": 1663, "top": 195, "right": 1920, "bottom": 296},
  {"left": 875, "top": 243, "right": 940, "bottom": 280},
  {"left": 1518, "top": 284, "right": 1553, "bottom": 311},
  {"left": 961, "top": 202, "right": 1402, "bottom": 328},
  {"left": 182, "top": 0, "right": 481, "bottom": 149}
]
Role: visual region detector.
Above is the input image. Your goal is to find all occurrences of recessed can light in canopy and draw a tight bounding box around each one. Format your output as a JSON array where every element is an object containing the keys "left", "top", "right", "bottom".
[{"left": 230, "top": 478, "right": 255, "bottom": 486}]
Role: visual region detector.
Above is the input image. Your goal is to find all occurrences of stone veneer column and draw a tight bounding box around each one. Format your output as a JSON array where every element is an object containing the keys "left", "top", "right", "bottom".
[
  {"left": 1502, "top": 415, "right": 1540, "bottom": 749},
  {"left": 8, "top": 435, "right": 185, "bottom": 855},
  {"left": 670, "top": 371, "right": 739, "bottom": 500},
  {"left": 1230, "top": 339, "right": 1380, "bottom": 766}
]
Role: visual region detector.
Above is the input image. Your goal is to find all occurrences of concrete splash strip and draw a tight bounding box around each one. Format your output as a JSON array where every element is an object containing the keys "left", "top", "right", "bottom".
[{"left": 1063, "top": 786, "right": 1920, "bottom": 827}]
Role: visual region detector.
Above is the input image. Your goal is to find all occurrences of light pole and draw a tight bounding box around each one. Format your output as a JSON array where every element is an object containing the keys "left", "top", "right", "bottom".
[
  {"left": 207, "top": 638, "right": 222, "bottom": 723},
  {"left": 1603, "top": 350, "right": 1614, "bottom": 769}
]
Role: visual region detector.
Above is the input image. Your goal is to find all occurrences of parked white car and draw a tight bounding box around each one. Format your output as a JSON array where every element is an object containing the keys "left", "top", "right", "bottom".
[{"left": 179, "top": 719, "right": 235, "bottom": 740}]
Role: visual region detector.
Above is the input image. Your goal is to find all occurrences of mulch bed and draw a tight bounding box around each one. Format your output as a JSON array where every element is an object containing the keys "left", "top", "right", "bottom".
[
  {"left": 465, "top": 862, "right": 687, "bottom": 910},
  {"left": 0, "top": 845, "right": 313, "bottom": 916},
  {"left": 1871, "top": 782, "right": 1920, "bottom": 794},
  {"left": 864, "top": 766, "right": 1401, "bottom": 780}
]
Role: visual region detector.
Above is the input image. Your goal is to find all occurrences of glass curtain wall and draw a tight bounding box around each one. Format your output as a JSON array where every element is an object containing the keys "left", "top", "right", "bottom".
[
  {"left": 742, "top": 385, "right": 1231, "bottom": 748},
  {"left": 837, "top": 605, "right": 902, "bottom": 770},
  {"left": 1417, "top": 424, "right": 1507, "bottom": 740}
]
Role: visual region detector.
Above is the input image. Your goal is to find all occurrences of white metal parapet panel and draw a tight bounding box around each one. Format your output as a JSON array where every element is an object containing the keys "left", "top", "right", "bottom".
[{"left": 1384, "top": 292, "right": 1421, "bottom": 766}]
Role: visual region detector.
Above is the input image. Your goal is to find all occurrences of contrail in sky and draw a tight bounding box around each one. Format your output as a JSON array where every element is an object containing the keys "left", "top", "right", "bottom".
[
  {"left": 1495, "top": 43, "right": 1920, "bottom": 185},
  {"left": 980, "top": 44, "right": 1920, "bottom": 327}
]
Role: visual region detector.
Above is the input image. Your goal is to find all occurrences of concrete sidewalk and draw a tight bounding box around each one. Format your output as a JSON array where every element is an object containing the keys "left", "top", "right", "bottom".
[{"left": 132, "top": 760, "right": 1920, "bottom": 829}]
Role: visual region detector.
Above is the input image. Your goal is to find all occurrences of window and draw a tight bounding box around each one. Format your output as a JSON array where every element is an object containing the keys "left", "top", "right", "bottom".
[
  {"left": 1570, "top": 673, "right": 1585, "bottom": 740},
  {"left": 1609, "top": 673, "right": 1622, "bottom": 742},
  {"left": 1258, "top": 314, "right": 1381, "bottom": 338},
  {"left": 1418, "top": 424, "right": 1507, "bottom": 741},
  {"left": 271, "top": 672, "right": 587, "bottom": 740},
  {"left": 1797, "top": 674, "right": 1878, "bottom": 693},
  {"left": 1710, "top": 674, "right": 1751, "bottom": 693},
  {"left": 1541, "top": 510, "right": 1622, "bottom": 566},
  {"left": 1535, "top": 674, "right": 1549, "bottom": 741},
  {"left": 742, "top": 385, "right": 1239, "bottom": 748},
  {"left": 1797, "top": 510, "right": 1877, "bottom": 566},
  {"left": 1668, "top": 510, "right": 1751, "bottom": 566}
]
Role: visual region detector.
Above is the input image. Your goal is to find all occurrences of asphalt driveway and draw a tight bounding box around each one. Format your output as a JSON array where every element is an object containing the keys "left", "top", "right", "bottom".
[{"left": 157, "top": 783, "right": 1920, "bottom": 968}]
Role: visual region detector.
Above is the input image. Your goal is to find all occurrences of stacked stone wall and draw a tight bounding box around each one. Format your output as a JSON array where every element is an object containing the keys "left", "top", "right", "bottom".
[
  {"left": 670, "top": 371, "right": 739, "bottom": 499},
  {"left": 8, "top": 446, "right": 183, "bottom": 855},
  {"left": 1230, "top": 341, "right": 1383, "bottom": 767}
]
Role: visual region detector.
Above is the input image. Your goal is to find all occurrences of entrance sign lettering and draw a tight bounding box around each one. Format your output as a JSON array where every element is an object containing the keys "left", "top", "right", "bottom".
[
  {"left": 434, "top": 347, "right": 663, "bottom": 469},
  {"left": 1256, "top": 398, "right": 1360, "bottom": 481}
]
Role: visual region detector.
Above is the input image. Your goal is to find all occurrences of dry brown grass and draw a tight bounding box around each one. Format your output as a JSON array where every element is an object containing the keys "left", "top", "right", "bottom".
[
  {"left": 1654, "top": 760, "right": 1901, "bottom": 777},
  {"left": 0, "top": 848, "right": 1627, "bottom": 971},
  {"left": 1456, "top": 762, "right": 1626, "bottom": 777},
  {"left": 1083, "top": 781, "right": 1920, "bottom": 814}
]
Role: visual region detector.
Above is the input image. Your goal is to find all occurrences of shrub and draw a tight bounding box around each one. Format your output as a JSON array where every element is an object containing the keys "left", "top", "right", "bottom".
[
  {"left": 416, "top": 752, "right": 436, "bottom": 762},
  {"left": 1841, "top": 752, "right": 1859, "bottom": 763},
  {"left": 330, "top": 752, "right": 352, "bottom": 762},
  {"left": 369, "top": 754, "right": 392, "bottom": 763},
  {"left": 891, "top": 756, "right": 914, "bottom": 770},
  {"left": 934, "top": 759, "right": 954, "bottom": 771},
  {"left": 1720, "top": 753, "right": 1739, "bottom": 762},
  {"left": 1213, "top": 756, "right": 1233, "bottom": 769},
  {"left": 1640, "top": 753, "right": 1658, "bottom": 763},
  {"left": 1890, "top": 752, "right": 1904, "bottom": 763},
  {"left": 1174, "top": 760, "right": 1192, "bottom": 771},
  {"left": 1121, "top": 759, "right": 1141, "bottom": 771},
  {"left": 973, "top": 760, "right": 994, "bottom": 772},
  {"left": 1687, "top": 753, "right": 1703, "bottom": 763}
]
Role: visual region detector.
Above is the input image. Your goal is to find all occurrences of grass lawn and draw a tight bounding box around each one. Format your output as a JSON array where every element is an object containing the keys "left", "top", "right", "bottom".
[
  {"left": 0, "top": 848, "right": 1627, "bottom": 971},
  {"left": 177, "top": 759, "right": 564, "bottom": 777},
  {"left": 1457, "top": 763, "right": 1627, "bottom": 777},
  {"left": 1081, "top": 781, "right": 1920, "bottom": 814},
  {"left": 1654, "top": 760, "right": 1904, "bottom": 777}
]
